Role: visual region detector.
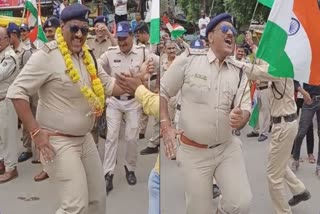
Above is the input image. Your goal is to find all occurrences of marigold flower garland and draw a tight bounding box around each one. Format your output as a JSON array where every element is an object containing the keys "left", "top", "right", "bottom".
[{"left": 56, "top": 27, "right": 105, "bottom": 116}]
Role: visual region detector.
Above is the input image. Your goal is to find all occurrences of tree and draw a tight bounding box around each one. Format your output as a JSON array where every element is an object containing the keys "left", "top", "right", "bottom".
[{"left": 177, "top": 0, "right": 270, "bottom": 26}]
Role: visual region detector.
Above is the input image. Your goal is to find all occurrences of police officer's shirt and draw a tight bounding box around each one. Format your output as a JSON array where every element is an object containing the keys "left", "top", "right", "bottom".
[
  {"left": 242, "top": 59, "right": 296, "bottom": 118},
  {"left": 86, "top": 36, "right": 114, "bottom": 59},
  {"left": 0, "top": 46, "right": 19, "bottom": 98},
  {"left": 7, "top": 41, "right": 115, "bottom": 136},
  {"left": 161, "top": 48, "right": 251, "bottom": 146}
]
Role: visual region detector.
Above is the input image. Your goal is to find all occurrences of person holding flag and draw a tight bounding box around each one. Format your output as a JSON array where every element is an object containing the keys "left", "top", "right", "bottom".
[
  {"left": 242, "top": 0, "right": 314, "bottom": 212},
  {"left": 160, "top": 13, "right": 252, "bottom": 214}
]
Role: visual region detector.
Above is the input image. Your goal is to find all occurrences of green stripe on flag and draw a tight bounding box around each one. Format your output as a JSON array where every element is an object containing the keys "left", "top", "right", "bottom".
[
  {"left": 249, "top": 105, "right": 259, "bottom": 128},
  {"left": 258, "top": 0, "right": 274, "bottom": 8},
  {"left": 150, "top": 18, "right": 160, "bottom": 44},
  {"left": 25, "top": 0, "right": 38, "bottom": 18},
  {"left": 256, "top": 21, "right": 294, "bottom": 78},
  {"left": 38, "top": 25, "right": 48, "bottom": 43}
]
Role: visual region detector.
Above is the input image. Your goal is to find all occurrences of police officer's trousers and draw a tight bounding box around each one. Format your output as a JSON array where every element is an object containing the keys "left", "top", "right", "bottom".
[
  {"left": 103, "top": 98, "right": 142, "bottom": 175},
  {"left": 41, "top": 134, "right": 106, "bottom": 214},
  {"left": 257, "top": 88, "right": 271, "bottom": 136},
  {"left": 0, "top": 98, "right": 18, "bottom": 172},
  {"left": 176, "top": 136, "right": 252, "bottom": 214},
  {"left": 267, "top": 120, "right": 306, "bottom": 214}
]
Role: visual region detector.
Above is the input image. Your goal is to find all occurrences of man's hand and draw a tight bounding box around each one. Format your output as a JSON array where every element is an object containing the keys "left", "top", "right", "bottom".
[
  {"left": 162, "top": 126, "right": 183, "bottom": 159},
  {"left": 33, "top": 129, "right": 56, "bottom": 163},
  {"left": 301, "top": 90, "right": 312, "bottom": 105},
  {"left": 229, "top": 107, "right": 244, "bottom": 129},
  {"left": 140, "top": 58, "right": 155, "bottom": 76},
  {"left": 115, "top": 72, "right": 143, "bottom": 95}
]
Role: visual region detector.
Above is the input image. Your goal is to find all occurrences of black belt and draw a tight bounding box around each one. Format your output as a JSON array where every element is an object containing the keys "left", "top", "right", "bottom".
[
  {"left": 0, "top": 97, "right": 5, "bottom": 102},
  {"left": 272, "top": 113, "right": 297, "bottom": 124},
  {"left": 114, "top": 96, "right": 134, "bottom": 101},
  {"left": 258, "top": 86, "right": 268, "bottom": 90}
]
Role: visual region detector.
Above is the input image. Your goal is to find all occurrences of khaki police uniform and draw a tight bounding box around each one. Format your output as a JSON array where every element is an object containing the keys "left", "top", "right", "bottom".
[
  {"left": 86, "top": 36, "right": 115, "bottom": 144},
  {"left": 7, "top": 40, "right": 115, "bottom": 214},
  {"left": 136, "top": 41, "right": 160, "bottom": 148},
  {"left": 20, "top": 42, "right": 38, "bottom": 158},
  {"left": 86, "top": 36, "right": 114, "bottom": 59},
  {"left": 244, "top": 63, "right": 306, "bottom": 214},
  {"left": 0, "top": 46, "right": 19, "bottom": 172},
  {"left": 161, "top": 48, "right": 252, "bottom": 214},
  {"left": 255, "top": 81, "right": 271, "bottom": 136},
  {"left": 98, "top": 44, "right": 147, "bottom": 176}
]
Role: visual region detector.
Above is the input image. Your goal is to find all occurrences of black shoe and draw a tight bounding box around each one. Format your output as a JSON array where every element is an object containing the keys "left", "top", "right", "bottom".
[
  {"left": 288, "top": 189, "right": 311, "bottom": 206},
  {"left": 124, "top": 166, "right": 136, "bottom": 185},
  {"left": 247, "top": 132, "right": 259, "bottom": 138},
  {"left": 212, "top": 184, "right": 221, "bottom": 199},
  {"left": 105, "top": 173, "right": 114, "bottom": 195},
  {"left": 18, "top": 152, "right": 32, "bottom": 163},
  {"left": 258, "top": 134, "right": 268, "bottom": 142},
  {"left": 140, "top": 146, "right": 159, "bottom": 155},
  {"left": 139, "top": 133, "right": 145, "bottom": 139}
]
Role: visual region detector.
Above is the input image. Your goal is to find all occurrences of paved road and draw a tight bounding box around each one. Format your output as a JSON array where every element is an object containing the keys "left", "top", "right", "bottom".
[
  {"left": 0, "top": 123, "right": 319, "bottom": 214},
  {"left": 161, "top": 125, "right": 320, "bottom": 214},
  {"left": 0, "top": 119, "right": 157, "bottom": 214}
]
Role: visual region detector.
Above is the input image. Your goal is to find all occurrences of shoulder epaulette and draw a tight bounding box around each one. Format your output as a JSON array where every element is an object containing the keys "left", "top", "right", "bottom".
[
  {"left": 4, "top": 48, "right": 15, "bottom": 58},
  {"left": 41, "top": 41, "right": 58, "bottom": 53},
  {"left": 227, "top": 57, "right": 245, "bottom": 69},
  {"left": 186, "top": 47, "right": 208, "bottom": 56},
  {"left": 86, "top": 35, "right": 95, "bottom": 40},
  {"left": 107, "top": 46, "right": 119, "bottom": 51}
]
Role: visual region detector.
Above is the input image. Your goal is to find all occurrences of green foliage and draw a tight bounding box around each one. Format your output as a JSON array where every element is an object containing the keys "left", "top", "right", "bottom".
[
  {"left": 177, "top": 0, "right": 270, "bottom": 26},
  {"left": 236, "top": 33, "right": 245, "bottom": 45}
]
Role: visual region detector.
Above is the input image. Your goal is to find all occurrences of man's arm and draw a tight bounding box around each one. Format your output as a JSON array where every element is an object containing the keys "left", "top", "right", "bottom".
[
  {"left": 135, "top": 85, "right": 159, "bottom": 119},
  {"left": 0, "top": 56, "right": 17, "bottom": 81},
  {"left": 96, "top": 63, "right": 125, "bottom": 96},
  {"left": 294, "top": 80, "right": 312, "bottom": 104}
]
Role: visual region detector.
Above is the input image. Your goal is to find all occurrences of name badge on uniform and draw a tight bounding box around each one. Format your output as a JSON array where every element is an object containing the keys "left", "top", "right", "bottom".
[
  {"left": 194, "top": 73, "right": 207, "bottom": 81},
  {"left": 114, "top": 59, "right": 121, "bottom": 63}
]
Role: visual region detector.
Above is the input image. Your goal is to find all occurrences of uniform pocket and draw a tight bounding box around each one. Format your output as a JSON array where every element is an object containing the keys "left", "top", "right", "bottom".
[{"left": 184, "top": 74, "right": 211, "bottom": 104}]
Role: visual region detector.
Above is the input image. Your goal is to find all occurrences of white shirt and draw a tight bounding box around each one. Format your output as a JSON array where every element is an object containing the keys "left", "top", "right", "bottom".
[
  {"left": 113, "top": 0, "right": 128, "bottom": 15},
  {"left": 198, "top": 17, "right": 210, "bottom": 37}
]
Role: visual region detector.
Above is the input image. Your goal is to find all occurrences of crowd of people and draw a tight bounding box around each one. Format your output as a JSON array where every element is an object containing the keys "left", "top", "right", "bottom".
[{"left": 0, "top": 1, "right": 319, "bottom": 214}]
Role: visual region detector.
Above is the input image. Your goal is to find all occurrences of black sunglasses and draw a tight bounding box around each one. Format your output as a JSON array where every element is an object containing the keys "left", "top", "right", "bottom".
[{"left": 69, "top": 25, "right": 89, "bottom": 36}]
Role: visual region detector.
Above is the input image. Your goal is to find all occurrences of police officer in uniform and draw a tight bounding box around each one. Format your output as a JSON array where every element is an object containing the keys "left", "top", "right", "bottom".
[
  {"left": 32, "top": 16, "right": 61, "bottom": 182},
  {"left": 87, "top": 15, "right": 117, "bottom": 59},
  {"left": 160, "top": 13, "right": 252, "bottom": 214},
  {"left": 0, "top": 26, "right": 20, "bottom": 183},
  {"left": 7, "top": 23, "right": 24, "bottom": 59},
  {"left": 98, "top": 21, "right": 152, "bottom": 194},
  {"left": 243, "top": 47, "right": 311, "bottom": 213},
  {"left": 43, "top": 16, "right": 60, "bottom": 42},
  {"left": 87, "top": 15, "right": 117, "bottom": 144},
  {"left": 7, "top": 4, "right": 127, "bottom": 213}
]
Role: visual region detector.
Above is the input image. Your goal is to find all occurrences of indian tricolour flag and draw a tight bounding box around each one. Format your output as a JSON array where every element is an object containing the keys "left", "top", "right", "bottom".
[
  {"left": 249, "top": 83, "right": 259, "bottom": 128},
  {"left": 25, "top": 0, "right": 38, "bottom": 41},
  {"left": 257, "top": 0, "right": 320, "bottom": 85},
  {"left": 150, "top": 0, "right": 160, "bottom": 44}
]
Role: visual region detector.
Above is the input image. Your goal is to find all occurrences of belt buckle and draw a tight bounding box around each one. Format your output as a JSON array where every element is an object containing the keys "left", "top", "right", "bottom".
[
  {"left": 315, "top": 96, "right": 320, "bottom": 101},
  {"left": 119, "top": 96, "right": 128, "bottom": 101}
]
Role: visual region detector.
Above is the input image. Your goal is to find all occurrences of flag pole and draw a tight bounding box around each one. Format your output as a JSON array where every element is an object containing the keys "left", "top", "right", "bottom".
[
  {"left": 238, "top": 1, "right": 261, "bottom": 108},
  {"left": 21, "top": 4, "right": 26, "bottom": 25}
]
